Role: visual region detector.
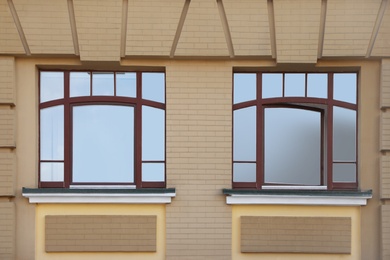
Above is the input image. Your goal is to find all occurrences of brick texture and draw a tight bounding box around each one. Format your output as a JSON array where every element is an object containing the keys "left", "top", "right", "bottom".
[
  {"left": 45, "top": 215, "right": 156, "bottom": 252},
  {"left": 0, "top": 149, "right": 15, "bottom": 196},
  {"left": 0, "top": 57, "right": 15, "bottom": 105},
  {"left": 0, "top": 202, "right": 15, "bottom": 260},
  {"left": 223, "top": 0, "right": 271, "bottom": 57},
  {"left": 13, "top": 0, "right": 74, "bottom": 55},
  {"left": 73, "top": 0, "right": 122, "bottom": 61},
  {"left": 175, "top": 0, "right": 229, "bottom": 57},
  {"left": 0, "top": 1, "right": 25, "bottom": 54},
  {"left": 371, "top": 1, "right": 390, "bottom": 57},
  {"left": 241, "top": 216, "right": 351, "bottom": 254},
  {"left": 382, "top": 205, "right": 390, "bottom": 259},
  {"left": 165, "top": 62, "right": 232, "bottom": 260},
  {"left": 381, "top": 110, "right": 390, "bottom": 151},
  {"left": 323, "top": 0, "right": 380, "bottom": 57},
  {"left": 0, "top": 107, "right": 15, "bottom": 148},
  {"left": 381, "top": 59, "right": 390, "bottom": 108},
  {"left": 381, "top": 153, "right": 390, "bottom": 199}
]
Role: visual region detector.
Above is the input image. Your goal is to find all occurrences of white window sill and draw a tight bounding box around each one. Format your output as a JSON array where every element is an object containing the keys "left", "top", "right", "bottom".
[{"left": 22, "top": 187, "right": 176, "bottom": 204}]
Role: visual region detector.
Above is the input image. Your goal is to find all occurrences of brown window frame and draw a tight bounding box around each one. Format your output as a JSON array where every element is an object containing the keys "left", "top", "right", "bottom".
[
  {"left": 232, "top": 72, "right": 358, "bottom": 190},
  {"left": 39, "top": 70, "right": 166, "bottom": 189}
]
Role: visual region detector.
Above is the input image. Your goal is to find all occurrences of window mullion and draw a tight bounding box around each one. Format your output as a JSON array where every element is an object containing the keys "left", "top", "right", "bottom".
[
  {"left": 64, "top": 71, "right": 71, "bottom": 188},
  {"left": 257, "top": 73, "right": 264, "bottom": 189},
  {"left": 135, "top": 72, "right": 142, "bottom": 188},
  {"left": 327, "top": 73, "right": 334, "bottom": 190}
]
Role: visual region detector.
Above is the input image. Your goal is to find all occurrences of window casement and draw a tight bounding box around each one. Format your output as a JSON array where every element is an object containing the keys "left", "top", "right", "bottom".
[
  {"left": 39, "top": 71, "right": 165, "bottom": 188},
  {"left": 233, "top": 72, "right": 357, "bottom": 190}
]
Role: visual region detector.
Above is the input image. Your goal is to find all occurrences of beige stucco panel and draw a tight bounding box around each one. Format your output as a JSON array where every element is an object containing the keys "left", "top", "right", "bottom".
[
  {"left": 13, "top": 0, "right": 74, "bottom": 55},
  {"left": 372, "top": 2, "right": 390, "bottom": 57},
  {"left": 381, "top": 59, "right": 390, "bottom": 108},
  {"left": 223, "top": 0, "right": 271, "bottom": 57},
  {"left": 174, "top": 0, "right": 229, "bottom": 57},
  {"left": 0, "top": 1, "right": 25, "bottom": 54},
  {"left": 0, "top": 202, "right": 15, "bottom": 260},
  {"left": 0, "top": 57, "right": 16, "bottom": 105},
  {"left": 323, "top": 0, "right": 381, "bottom": 57}
]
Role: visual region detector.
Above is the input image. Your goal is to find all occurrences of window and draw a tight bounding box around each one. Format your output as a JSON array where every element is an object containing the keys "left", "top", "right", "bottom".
[
  {"left": 233, "top": 72, "right": 357, "bottom": 190},
  {"left": 39, "top": 71, "right": 165, "bottom": 188}
]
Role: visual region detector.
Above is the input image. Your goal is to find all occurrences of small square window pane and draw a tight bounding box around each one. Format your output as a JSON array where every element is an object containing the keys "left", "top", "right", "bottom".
[
  {"left": 333, "top": 163, "right": 356, "bottom": 182},
  {"left": 334, "top": 73, "right": 357, "bottom": 104},
  {"left": 142, "top": 163, "right": 165, "bottom": 182},
  {"left": 233, "top": 106, "right": 256, "bottom": 161},
  {"left": 262, "top": 73, "right": 282, "bottom": 98},
  {"left": 70, "top": 72, "right": 90, "bottom": 97},
  {"left": 142, "top": 106, "right": 165, "bottom": 160},
  {"left": 117, "top": 72, "right": 136, "bottom": 97},
  {"left": 40, "top": 162, "right": 64, "bottom": 182},
  {"left": 307, "top": 73, "right": 327, "bottom": 98},
  {"left": 233, "top": 163, "right": 256, "bottom": 182},
  {"left": 285, "top": 73, "right": 305, "bottom": 97},
  {"left": 333, "top": 107, "right": 356, "bottom": 161},
  {"left": 40, "top": 105, "right": 64, "bottom": 160},
  {"left": 92, "top": 72, "right": 114, "bottom": 96},
  {"left": 40, "top": 72, "right": 64, "bottom": 102},
  {"left": 142, "top": 73, "right": 165, "bottom": 103},
  {"left": 234, "top": 73, "right": 256, "bottom": 104}
]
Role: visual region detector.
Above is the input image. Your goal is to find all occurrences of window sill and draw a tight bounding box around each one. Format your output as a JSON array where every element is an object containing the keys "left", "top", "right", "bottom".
[
  {"left": 222, "top": 189, "right": 372, "bottom": 206},
  {"left": 22, "top": 187, "right": 176, "bottom": 204}
]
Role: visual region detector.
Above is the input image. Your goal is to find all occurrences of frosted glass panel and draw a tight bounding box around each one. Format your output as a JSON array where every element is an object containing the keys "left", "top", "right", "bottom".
[
  {"left": 40, "top": 162, "right": 64, "bottom": 182},
  {"left": 142, "top": 106, "right": 165, "bottom": 160},
  {"left": 72, "top": 105, "right": 134, "bottom": 183},
  {"left": 40, "top": 72, "right": 64, "bottom": 102},
  {"left": 234, "top": 73, "right": 256, "bottom": 104},
  {"left": 233, "top": 163, "right": 256, "bottom": 182},
  {"left": 334, "top": 73, "right": 357, "bottom": 104},
  {"left": 233, "top": 106, "right": 256, "bottom": 161},
  {"left": 333, "top": 107, "right": 356, "bottom": 161},
  {"left": 333, "top": 163, "right": 356, "bottom": 182},
  {"left": 92, "top": 72, "right": 114, "bottom": 96},
  {"left": 285, "top": 73, "right": 305, "bottom": 97},
  {"left": 307, "top": 73, "right": 327, "bottom": 98},
  {"left": 264, "top": 108, "right": 321, "bottom": 185},
  {"left": 142, "top": 163, "right": 165, "bottom": 182},
  {"left": 117, "top": 72, "right": 136, "bottom": 97},
  {"left": 70, "top": 72, "right": 90, "bottom": 97},
  {"left": 262, "top": 73, "right": 282, "bottom": 98},
  {"left": 40, "top": 106, "right": 64, "bottom": 160},
  {"left": 142, "top": 73, "right": 165, "bottom": 103}
]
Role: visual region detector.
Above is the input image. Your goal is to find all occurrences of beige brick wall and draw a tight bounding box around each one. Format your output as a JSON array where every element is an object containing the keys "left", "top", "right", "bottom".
[
  {"left": 0, "top": 107, "right": 15, "bottom": 148},
  {"left": 241, "top": 216, "right": 351, "bottom": 254},
  {"left": 0, "top": 57, "right": 15, "bottom": 105},
  {"left": 382, "top": 205, "right": 390, "bottom": 259},
  {"left": 381, "top": 59, "right": 390, "bottom": 108},
  {"left": 165, "top": 62, "right": 232, "bottom": 260},
  {"left": 0, "top": 202, "right": 15, "bottom": 260},
  {"left": 0, "top": 149, "right": 15, "bottom": 196},
  {"left": 45, "top": 215, "right": 157, "bottom": 252},
  {"left": 372, "top": 2, "right": 390, "bottom": 57},
  {"left": 0, "top": 1, "right": 25, "bottom": 54},
  {"left": 381, "top": 111, "right": 390, "bottom": 151}
]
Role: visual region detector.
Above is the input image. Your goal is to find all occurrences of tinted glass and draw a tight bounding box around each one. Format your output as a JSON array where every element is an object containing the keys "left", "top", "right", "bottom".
[
  {"left": 40, "top": 72, "right": 64, "bottom": 102},
  {"left": 72, "top": 105, "right": 134, "bottom": 183},
  {"left": 285, "top": 73, "right": 305, "bottom": 97},
  {"left": 92, "top": 72, "right": 114, "bottom": 96},
  {"left": 40, "top": 162, "right": 64, "bottom": 182},
  {"left": 307, "top": 73, "right": 327, "bottom": 98},
  {"left": 333, "top": 163, "right": 356, "bottom": 182},
  {"left": 117, "top": 72, "right": 136, "bottom": 97},
  {"left": 233, "top": 106, "right": 256, "bottom": 161},
  {"left": 262, "top": 73, "right": 282, "bottom": 98},
  {"left": 334, "top": 73, "right": 357, "bottom": 104},
  {"left": 142, "top": 163, "right": 165, "bottom": 182},
  {"left": 142, "top": 106, "right": 165, "bottom": 160},
  {"left": 233, "top": 163, "right": 256, "bottom": 182},
  {"left": 142, "top": 73, "right": 165, "bottom": 103},
  {"left": 234, "top": 73, "right": 256, "bottom": 104},
  {"left": 333, "top": 107, "right": 356, "bottom": 161},
  {"left": 40, "top": 105, "right": 64, "bottom": 160},
  {"left": 70, "top": 72, "right": 90, "bottom": 97}
]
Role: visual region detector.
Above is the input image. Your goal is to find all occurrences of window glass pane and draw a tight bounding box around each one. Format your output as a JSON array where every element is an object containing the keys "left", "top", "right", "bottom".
[
  {"left": 262, "top": 73, "right": 282, "bottom": 98},
  {"left": 40, "top": 105, "right": 64, "bottom": 160},
  {"left": 333, "top": 163, "right": 356, "bottom": 182},
  {"left": 285, "top": 73, "right": 305, "bottom": 97},
  {"left": 233, "top": 106, "right": 256, "bottom": 161},
  {"left": 117, "top": 72, "right": 136, "bottom": 97},
  {"left": 264, "top": 108, "right": 321, "bottom": 185},
  {"left": 233, "top": 163, "right": 256, "bottom": 182},
  {"left": 40, "top": 162, "right": 64, "bottom": 182},
  {"left": 333, "top": 107, "right": 356, "bottom": 161},
  {"left": 334, "top": 73, "right": 357, "bottom": 104},
  {"left": 234, "top": 73, "right": 256, "bottom": 104},
  {"left": 142, "top": 106, "right": 165, "bottom": 160},
  {"left": 40, "top": 72, "right": 63, "bottom": 102},
  {"left": 92, "top": 72, "right": 114, "bottom": 96},
  {"left": 142, "top": 73, "right": 165, "bottom": 103},
  {"left": 307, "top": 73, "right": 327, "bottom": 98},
  {"left": 70, "top": 72, "right": 90, "bottom": 97},
  {"left": 142, "top": 163, "right": 165, "bottom": 182},
  {"left": 72, "top": 105, "right": 134, "bottom": 183}
]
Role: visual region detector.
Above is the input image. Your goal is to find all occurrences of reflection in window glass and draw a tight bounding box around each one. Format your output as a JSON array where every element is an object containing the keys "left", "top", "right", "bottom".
[
  {"left": 40, "top": 105, "right": 64, "bottom": 160},
  {"left": 307, "top": 73, "right": 327, "bottom": 98},
  {"left": 40, "top": 162, "right": 64, "bottom": 181},
  {"left": 285, "top": 73, "right": 305, "bottom": 97},
  {"left": 142, "top": 106, "right": 165, "bottom": 160},
  {"left": 70, "top": 72, "right": 90, "bottom": 97},
  {"left": 72, "top": 105, "right": 134, "bottom": 183},
  {"left": 142, "top": 163, "right": 165, "bottom": 182},
  {"left": 262, "top": 73, "right": 282, "bottom": 98},
  {"left": 334, "top": 73, "right": 357, "bottom": 104},
  {"left": 234, "top": 73, "right": 256, "bottom": 104},
  {"left": 40, "top": 72, "right": 64, "bottom": 102},
  {"left": 333, "top": 163, "right": 356, "bottom": 182},
  {"left": 264, "top": 107, "right": 321, "bottom": 185},
  {"left": 233, "top": 163, "right": 256, "bottom": 182},
  {"left": 233, "top": 106, "right": 256, "bottom": 161},
  {"left": 333, "top": 107, "right": 356, "bottom": 161},
  {"left": 142, "top": 73, "right": 165, "bottom": 103},
  {"left": 92, "top": 72, "right": 114, "bottom": 96},
  {"left": 117, "top": 72, "right": 136, "bottom": 97}
]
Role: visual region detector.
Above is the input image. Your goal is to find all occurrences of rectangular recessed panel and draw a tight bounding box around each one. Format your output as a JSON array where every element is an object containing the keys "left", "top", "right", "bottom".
[
  {"left": 241, "top": 216, "right": 351, "bottom": 254},
  {"left": 382, "top": 205, "right": 390, "bottom": 259},
  {"left": 45, "top": 215, "right": 156, "bottom": 252}
]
